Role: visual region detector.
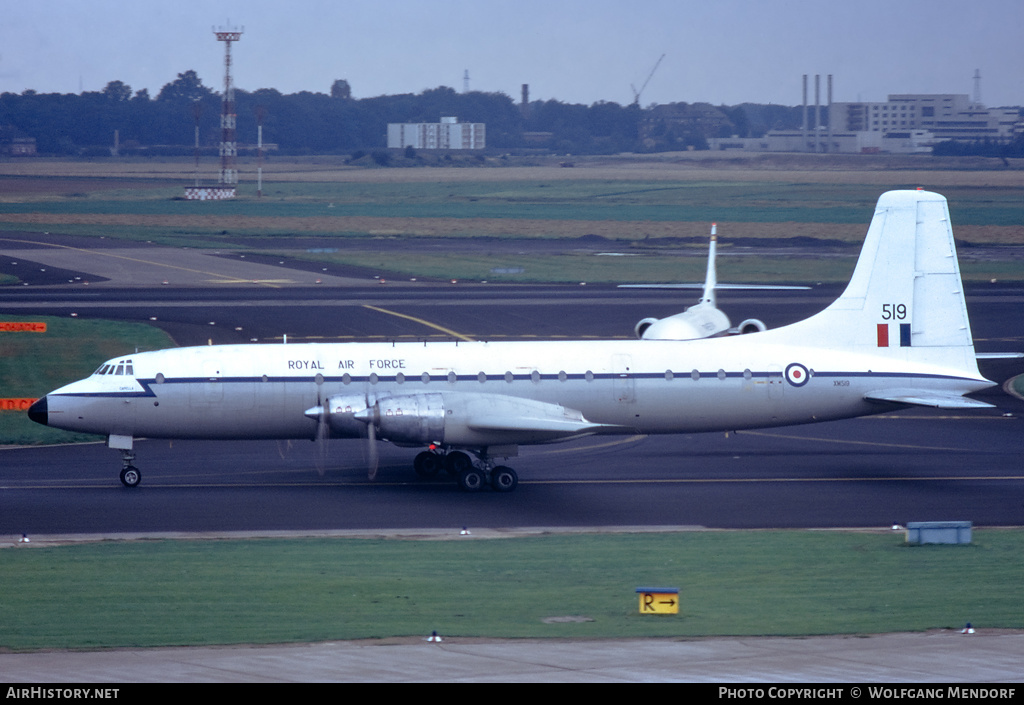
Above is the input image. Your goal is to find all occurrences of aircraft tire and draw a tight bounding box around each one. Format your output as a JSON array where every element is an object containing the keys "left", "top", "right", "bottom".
[
  {"left": 445, "top": 451, "right": 473, "bottom": 476},
  {"left": 120, "top": 466, "right": 141, "bottom": 488},
  {"left": 458, "top": 467, "right": 485, "bottom": 492},
  {"left": 491, "top": 466, "right": 518, "bottom": 493},
  {"left": 413, "top": 451, "right": 442, "bottom": 478}
]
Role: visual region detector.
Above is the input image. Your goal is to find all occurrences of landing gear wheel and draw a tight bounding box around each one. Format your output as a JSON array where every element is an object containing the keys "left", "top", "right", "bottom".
[
  {"left": 120, "top": 466, "right": 141, "bottom": 488},
  {"left": 445, "top": 451, "right": 473, "bottom": 476},
  {"left": 458, "top": 467, "right": 485, "bottom": 492},
  {"left": 413, "top": 451, "right": 443, "bottom": 478},
  {"left": 490, "top": 466, "right": 518, "bottom": 493}
]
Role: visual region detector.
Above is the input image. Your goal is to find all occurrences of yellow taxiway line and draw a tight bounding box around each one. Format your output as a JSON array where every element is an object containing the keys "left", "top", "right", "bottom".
[{"left": 362, "top": 305, "right": 475, "bottom": 342}]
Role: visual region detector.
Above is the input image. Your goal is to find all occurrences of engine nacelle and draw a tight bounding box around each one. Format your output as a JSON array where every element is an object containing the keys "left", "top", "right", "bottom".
[
  {"left": 323, "top": 393, "right": 444, "bottom": 443},
  {"left": 634, "top": 317, "right": 660, "bottom": 339},
  {"left": 322, "top": 392, "right": 602, "bottom": 447},
  {"left": 734, "top": 318, "right": 767, "bottom": 335}
]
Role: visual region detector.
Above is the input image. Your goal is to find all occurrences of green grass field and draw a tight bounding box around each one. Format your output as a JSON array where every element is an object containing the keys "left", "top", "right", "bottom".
[
  {"left": 3, "top": 180, "right": 1024, "bottom": 227},
  {"left": 1, "top": 531, "right": 1020, "bottom": 650},
  {"left": 283, "top": 249, "right": 864, "bottom": 284}
]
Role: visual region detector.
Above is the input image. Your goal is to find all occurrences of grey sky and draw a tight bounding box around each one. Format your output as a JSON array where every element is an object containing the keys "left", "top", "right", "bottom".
[{"left": 2, "top": 0, "right": 1021, "bottom": 107}]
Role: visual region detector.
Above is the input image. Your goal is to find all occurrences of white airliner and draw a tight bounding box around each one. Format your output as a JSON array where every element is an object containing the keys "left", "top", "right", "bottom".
[
  {"left": 619, "top": 223, "right": 810, "bottom": 340},
  {"left": 29, "top": 190, "right": 996, "bottom": 492}
]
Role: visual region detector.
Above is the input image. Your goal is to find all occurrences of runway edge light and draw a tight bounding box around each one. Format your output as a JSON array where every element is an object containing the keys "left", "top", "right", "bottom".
[{"left": 636, "top": 587, "right": 679, "bottom": 615}]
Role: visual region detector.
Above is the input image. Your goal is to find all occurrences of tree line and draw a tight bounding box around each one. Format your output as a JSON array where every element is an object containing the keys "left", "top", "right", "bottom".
[{"left": 1, "top": 70, "right": 817, "bottom": 156}]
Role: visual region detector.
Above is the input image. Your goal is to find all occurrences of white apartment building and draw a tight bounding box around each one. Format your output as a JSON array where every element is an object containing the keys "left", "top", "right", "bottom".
[{"left": 387, "top": 116, "right": 486, "bottom": 150}]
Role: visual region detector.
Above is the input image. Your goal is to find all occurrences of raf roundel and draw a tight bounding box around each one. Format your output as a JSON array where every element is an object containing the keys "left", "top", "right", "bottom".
[{"left": 785, "top": 363, "right": 810, "bottom": 387}]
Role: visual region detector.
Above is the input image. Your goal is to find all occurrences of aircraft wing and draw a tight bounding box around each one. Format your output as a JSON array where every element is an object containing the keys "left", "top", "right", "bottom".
[
  {"left": 864, "top": 390, "right": 995, "bottom": 409},
  {"left": 467, "top": 415, "right": 611, "bottom": 435},
  {"left": 463, "top": 395, "right": 618, "bottom": 440}
]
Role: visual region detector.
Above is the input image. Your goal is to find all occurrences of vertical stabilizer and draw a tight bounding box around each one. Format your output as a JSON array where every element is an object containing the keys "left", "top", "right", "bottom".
[
  {"left": 783, "top": 190, "right": 981, "bottom": 367},
  {"left": 700, "top": 224, "right": 718, "bottom": 306}
]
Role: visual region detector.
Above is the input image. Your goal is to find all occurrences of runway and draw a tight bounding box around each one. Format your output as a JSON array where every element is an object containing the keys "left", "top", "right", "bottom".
[{"left": 2, "top": 231, "right": 1023, "bottom": 535}]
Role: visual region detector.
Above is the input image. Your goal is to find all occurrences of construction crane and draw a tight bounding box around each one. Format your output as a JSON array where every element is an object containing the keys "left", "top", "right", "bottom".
[{"left": 631, "top": 53, "right": 665, "bottom": 106}]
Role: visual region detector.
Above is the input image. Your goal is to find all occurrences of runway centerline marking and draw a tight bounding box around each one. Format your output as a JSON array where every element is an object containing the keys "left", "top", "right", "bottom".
[
  {"left": 362, "top": 305, "right": 475, "bottom": 341},
  {"left": 528, "top": 475, "right": 1024, "bottom": 485}
]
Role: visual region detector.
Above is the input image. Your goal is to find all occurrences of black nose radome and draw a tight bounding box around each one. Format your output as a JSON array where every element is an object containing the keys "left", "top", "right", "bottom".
[{"left": 28, "top": 396, "right": 48, "bottom": 426}]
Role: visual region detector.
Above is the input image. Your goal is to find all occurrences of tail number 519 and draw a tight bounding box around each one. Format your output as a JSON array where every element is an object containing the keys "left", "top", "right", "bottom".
[{"left": 881, "top": 303, "right": 907, "bottom": 320}]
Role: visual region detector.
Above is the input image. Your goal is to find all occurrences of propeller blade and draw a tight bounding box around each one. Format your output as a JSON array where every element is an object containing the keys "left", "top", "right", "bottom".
[
  {"left": 353, "top": 396, "right": 380, "bottom": 480},
  {"left": 314, "top": 396, "right": 329, "bottom": 476},
  {"left": 366, "top": 421, "right": 379, "bottom": 481}
]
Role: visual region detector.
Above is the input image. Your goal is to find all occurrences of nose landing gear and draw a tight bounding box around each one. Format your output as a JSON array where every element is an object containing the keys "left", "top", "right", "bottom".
[{"left": 118, "top": 449, "right": 141, "bottom": 488}]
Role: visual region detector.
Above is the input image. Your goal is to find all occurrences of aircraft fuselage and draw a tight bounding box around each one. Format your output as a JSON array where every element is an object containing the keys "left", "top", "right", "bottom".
[{"left": 39, "top": 336, "right": 988, "bottom": 442}]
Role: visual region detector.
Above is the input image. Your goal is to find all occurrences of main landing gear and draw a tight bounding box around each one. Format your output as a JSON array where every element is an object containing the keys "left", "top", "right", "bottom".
[{"left": 412, "top": 448, "right": 519, "bottom": 493}]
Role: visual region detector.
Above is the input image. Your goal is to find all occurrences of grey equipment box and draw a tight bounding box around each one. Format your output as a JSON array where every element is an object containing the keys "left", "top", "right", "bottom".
[{"left": 906, "top": 521, "right": 972, "bottom": 545}]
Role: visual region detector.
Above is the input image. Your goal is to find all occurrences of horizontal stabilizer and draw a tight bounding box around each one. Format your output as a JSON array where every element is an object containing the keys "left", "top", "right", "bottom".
[
  {"left": 864, "top": 390, "right": 995, "bottom": 409},
  {"left": 976, "top": 352, "right": 1024, "bottom": 360}
]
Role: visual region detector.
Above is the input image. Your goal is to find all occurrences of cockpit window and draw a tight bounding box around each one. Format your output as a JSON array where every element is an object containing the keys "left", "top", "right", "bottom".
[{"left": 97, "top": 359, "right": 134, "bottom": 376}]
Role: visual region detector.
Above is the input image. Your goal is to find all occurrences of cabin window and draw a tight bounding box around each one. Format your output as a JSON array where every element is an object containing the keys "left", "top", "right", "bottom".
[
  {"left": 156, "top": 373, "right": 165, "bottom": 384},
  {"left": 421, "top": 372, "right": 430, "bottom": 384},
  {"left": 717, "top": 369, "right": 727, "bottom": 381},
  {"left": 396, "top": 372, "right": 405, "bottom": 384},
  {"left": 504, "top": 371, "right": 514, "bottom": 383},
  {"left": 665, "top": 369, "right": 674, "bottom": 381},
  {"left": 691, "top": 369, "right": 700, "bottom": 381},
  {"left": 743, "top": 369, "right": 752, "bottom": 380},
  {"left": 369, "top": 373, "right": 378, "bottom": 385},
  {"left": 558, "top": 370, "right": 567, "bottom": 382},
  {"left": 342, "top": 373, "right": 352, "bottom": 385},
  {"left": 477, "top": 371, "right": 487, "bottom": 384},
  {"left": 585, "top": 370, "right": 594, "bottom": 382},
  {"left": 447, "top": 371, "right": 457, "bottom": 384},
  {"left": 531, "top": 370, "right": 540, "bottom": 384},
  {"left": 261, "top": 374, "right": 268, "bottom": 383},
  {"left": 315, "top": 373, "right": 324, "bottom": 385}
]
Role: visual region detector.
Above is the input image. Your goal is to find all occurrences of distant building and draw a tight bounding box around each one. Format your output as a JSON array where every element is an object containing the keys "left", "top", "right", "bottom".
[
  {"left": 832, "top": 94, "right": 1019, "bottom": 143},
  {"left": 709, "top": 93, "right": 1021, "bottom": 154},
  {"left": 640, "top": 103, "right": 731, "bottom": 146},
  {"left": 387, "top": 116, "right": 485, "bottom": 150},
  {"left": 3, "top": 136, "right": 37, "bottom": 156},
  {"left": 710, "top": 128, "right": 932, "bottom": 155}
]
